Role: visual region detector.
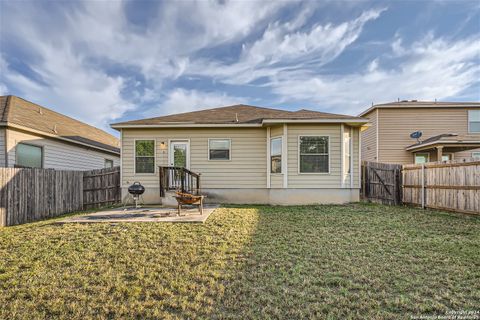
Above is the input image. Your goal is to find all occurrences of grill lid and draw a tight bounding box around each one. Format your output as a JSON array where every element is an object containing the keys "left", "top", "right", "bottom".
[{"left": 128, "top": 182, "right": 145, "bottom": 195}]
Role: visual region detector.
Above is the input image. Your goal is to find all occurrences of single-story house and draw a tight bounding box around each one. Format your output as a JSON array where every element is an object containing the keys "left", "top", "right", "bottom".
[
  {"left": 111, "top": 105, "right": 368, "bottom": 205},
  {"left": 0, "top": 95, "right": 120, "bottom": 170}
]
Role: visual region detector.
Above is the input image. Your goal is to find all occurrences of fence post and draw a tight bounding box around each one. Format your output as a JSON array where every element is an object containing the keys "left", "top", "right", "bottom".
[
  {"left": 361, "top": 162, "right": 366, "bottom": 199},
  {"left": 421, "top": 164, "right": 425, "bottom": 209}
]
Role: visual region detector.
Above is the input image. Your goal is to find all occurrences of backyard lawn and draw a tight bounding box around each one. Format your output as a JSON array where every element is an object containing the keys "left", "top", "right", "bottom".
[{"left": 0, "top": 203, "right": 479, "bottom": 319}]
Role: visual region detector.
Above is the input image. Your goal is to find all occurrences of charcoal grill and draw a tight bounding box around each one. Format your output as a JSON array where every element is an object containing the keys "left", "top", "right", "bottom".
[{"left": 124, "top": 182, "right": 145, "bottom": 209}]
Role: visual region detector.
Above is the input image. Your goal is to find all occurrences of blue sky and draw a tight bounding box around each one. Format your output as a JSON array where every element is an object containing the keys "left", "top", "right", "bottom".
[{"left": 1, "top": 0, "right": 479, "bottom": 135}]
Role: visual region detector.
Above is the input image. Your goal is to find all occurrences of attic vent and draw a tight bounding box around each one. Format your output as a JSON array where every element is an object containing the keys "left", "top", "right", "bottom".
[{"left": 53, "top": 124, "right": 58, "bottom": 134}]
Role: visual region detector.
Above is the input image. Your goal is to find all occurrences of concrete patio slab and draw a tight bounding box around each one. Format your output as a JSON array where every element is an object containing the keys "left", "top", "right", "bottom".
[{"left": 57, "top": 205, "right": 219, "bottom": 224}]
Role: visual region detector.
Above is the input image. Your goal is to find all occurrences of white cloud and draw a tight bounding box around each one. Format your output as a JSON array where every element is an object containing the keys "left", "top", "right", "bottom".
[
  {"left": 143, "top": 89, "right": 244, "bottom": 117},
  {"left": 0, "top": 0, "right": 292, "bottom": 127},
  {"left": 1, "top": 0, "right": 478, "bottom": 126},
  {"left": 270, "top": 35, "right": 480, "bottom": 115},
  {"left": 186, "top": 8, "right": 386, "bottom": 85}
]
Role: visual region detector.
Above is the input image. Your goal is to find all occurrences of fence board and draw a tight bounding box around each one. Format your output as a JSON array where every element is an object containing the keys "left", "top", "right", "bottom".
[
  {"left": 361, "top": 161, "right": 403, "bottom": 205},
  {"left": 0, "top": 166, "right": 120, "bottom": 226},
  {"left": 403, "top": 160, "right": 480, "bottom": 215},
  {"left": 82, "top": 167, "right": 120, "bottom": 210}
]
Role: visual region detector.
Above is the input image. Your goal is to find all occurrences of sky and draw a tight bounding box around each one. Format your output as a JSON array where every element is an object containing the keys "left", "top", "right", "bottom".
[{"left": 1, "top": 0, "right": 479, "bottom": 135}]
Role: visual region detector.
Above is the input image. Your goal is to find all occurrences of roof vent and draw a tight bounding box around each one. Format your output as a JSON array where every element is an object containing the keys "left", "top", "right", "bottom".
[
  {"left": 53, "top": 124, "right": 58, "bottom": 134},
  {"left": 235, "top": 113, "right": 239, "bottom": 123},
  {"left": 400, "top": 100, "right": 409, "bottom": 102},
  {"left": 38, "top": 107, "right": 43, "bottom": 115},
  {"left": 411, "top": 100, "right": 418, "bottom": 102}
]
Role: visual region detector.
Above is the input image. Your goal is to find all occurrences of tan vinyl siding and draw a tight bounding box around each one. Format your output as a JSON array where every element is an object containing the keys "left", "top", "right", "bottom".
[
  {"left": 361, "top": 109, "right": 377, "bottom": 162},
  {"left": 287, "top": 124, "right": 342, "bottom": 188},
  {"left": 270, "top": 125, "right": 283, "bottom": 137},
  {"left": 0, "top": 128, "right": 5, "bottom": 166},
  {"left": 378, "top": 108, "right": 480, "bottom": 164},
  {"left": 121, "top": 128, "right": 267, "bottom": 189},
  {"left": 270, "top": 174, "right": 283, "bottom": 188},
  {"left": 6, "top": 128, "right": 119, "bottom": 170}
]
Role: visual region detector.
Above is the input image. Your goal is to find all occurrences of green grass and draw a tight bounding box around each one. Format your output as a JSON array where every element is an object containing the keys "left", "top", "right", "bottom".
[{"left": 1, "top": 203, "right": 479, "bottom": 319}]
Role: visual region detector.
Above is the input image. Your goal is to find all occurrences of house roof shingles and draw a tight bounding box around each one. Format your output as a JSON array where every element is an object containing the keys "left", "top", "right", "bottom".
[
  {"left": 112, "top": 104, "right": 365, "bottom": 127},
  {"left": 0, "top": 95, "right": 120, "bottom": 154}
]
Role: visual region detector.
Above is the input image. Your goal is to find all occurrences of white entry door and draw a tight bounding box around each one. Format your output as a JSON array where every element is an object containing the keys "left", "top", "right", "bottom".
[{"left": 169, "top": 141, "right": 190, "bottom": 169}]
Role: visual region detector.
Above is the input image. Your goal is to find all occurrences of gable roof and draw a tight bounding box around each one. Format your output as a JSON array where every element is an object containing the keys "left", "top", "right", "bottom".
[
  {"left": 111, "top": 104, "right": 367, "bottom": 128},
  {"left": 359, "top": 100, "right": 480, "bottom": 117},
  {"left": 0, "top": 95, "right": 120, "bottom": 154}
]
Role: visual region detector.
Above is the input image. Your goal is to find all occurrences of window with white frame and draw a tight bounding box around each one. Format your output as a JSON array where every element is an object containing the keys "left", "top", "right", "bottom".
[
  {"left": 441, "top": 154, "right": 452, "bottom": 162},
  {"left": 135, "top": 140, "right": 155, "bottom": 173},
  {"left": 299, "top": 136, "right": 329, "bottom": 173},
  {"left": 414, "top": 153, "right": 429, "bottom": 164},
  {"left": 209, "top": 139, "right": 231, "bottom": 160},
  {"left": 472, "top": 152, "right": 480, "bottom": 159},
  {"left": 270, "top": 137, "right": 282, "bottom": 173},
  {"left": 468, "top": 110, "right": 480, "bottom": 133},
  {"left": 16, "top": 143, "right": 43, "bottom": 168}
]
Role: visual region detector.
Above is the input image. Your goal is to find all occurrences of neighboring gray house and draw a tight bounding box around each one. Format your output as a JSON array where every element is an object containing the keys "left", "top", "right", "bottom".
[{"left": 0, "top": 95, "right": 120, "bottom": 170}]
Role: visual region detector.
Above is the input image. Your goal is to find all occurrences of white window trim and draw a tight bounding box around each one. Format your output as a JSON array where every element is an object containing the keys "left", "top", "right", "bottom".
[
  {"left": 270, "top": 136, "right": 283, "bottom": 175},
  {"left": 441, "top": 153, "right": 454, "bottom": 162},
  {"left": 134, "top": 139, "right": 156, "bottom": 175},
  {"left": 468, "top": 110, "right": 480, "bottom": 133},
  {"left": 414, "top": 152, "right": 430, "bottom": 164},
  {"left": 472, "top": 151, "right": 480, "bottom": 159},
  {"left": 208, "top": 138, "right": 232, "bottom": 161},
  {"left": 297, "top": 135, "right": 330, "bottom": 175},
  {"left": 15, "top": 142, "right": 44, "bottom": 168}
]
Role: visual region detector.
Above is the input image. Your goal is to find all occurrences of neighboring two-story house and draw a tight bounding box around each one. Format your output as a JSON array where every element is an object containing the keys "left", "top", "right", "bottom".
[
  {"left": 360, "top": 100, "right": 480, "bottom": 164},
  {"left": 0, "top": 95, "right": 120, "bottom": 170}
]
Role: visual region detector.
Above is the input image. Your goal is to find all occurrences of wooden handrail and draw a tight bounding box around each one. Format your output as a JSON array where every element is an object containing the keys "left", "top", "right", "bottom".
[{"left": 159, "top": 166, "right": 201, "bottom": 197}]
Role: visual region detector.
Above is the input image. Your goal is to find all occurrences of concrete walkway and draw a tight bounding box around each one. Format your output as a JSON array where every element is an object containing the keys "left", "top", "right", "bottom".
[{"left": 57, "top": 205, "right": 219, "bottom": 224}]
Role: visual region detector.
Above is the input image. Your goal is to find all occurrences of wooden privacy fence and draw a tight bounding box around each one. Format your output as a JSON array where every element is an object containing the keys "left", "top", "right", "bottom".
[
  {"left": 0, "top": 166, "right": 120, "bottom": 226},
  {"left": 83, "top": 167, "right": 121, "bottom": 209},
  {"left": 361, "top": 161, "right": 403, "bottom": 205},
  {"left": 403, "top": 160, "right": 480, "bottom": 215}
]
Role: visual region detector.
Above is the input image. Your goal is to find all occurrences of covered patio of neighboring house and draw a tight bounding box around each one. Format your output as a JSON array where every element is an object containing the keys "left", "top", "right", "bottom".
[{"left": 406, "top": 133, "right": 480, "bottom": 163}]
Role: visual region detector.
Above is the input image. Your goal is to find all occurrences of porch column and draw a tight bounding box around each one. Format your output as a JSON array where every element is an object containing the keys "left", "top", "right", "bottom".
[{"left": 436, "top": 146, "right": 443, "bottom": 162}]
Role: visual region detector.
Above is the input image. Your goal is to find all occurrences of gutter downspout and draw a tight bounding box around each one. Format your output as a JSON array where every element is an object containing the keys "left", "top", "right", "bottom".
[
  {"left": 267, "top": 127, "right": 271, "bottom": 188},
  {"left": 340, "top": 124, "right": 344, "bottom": 188}
]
